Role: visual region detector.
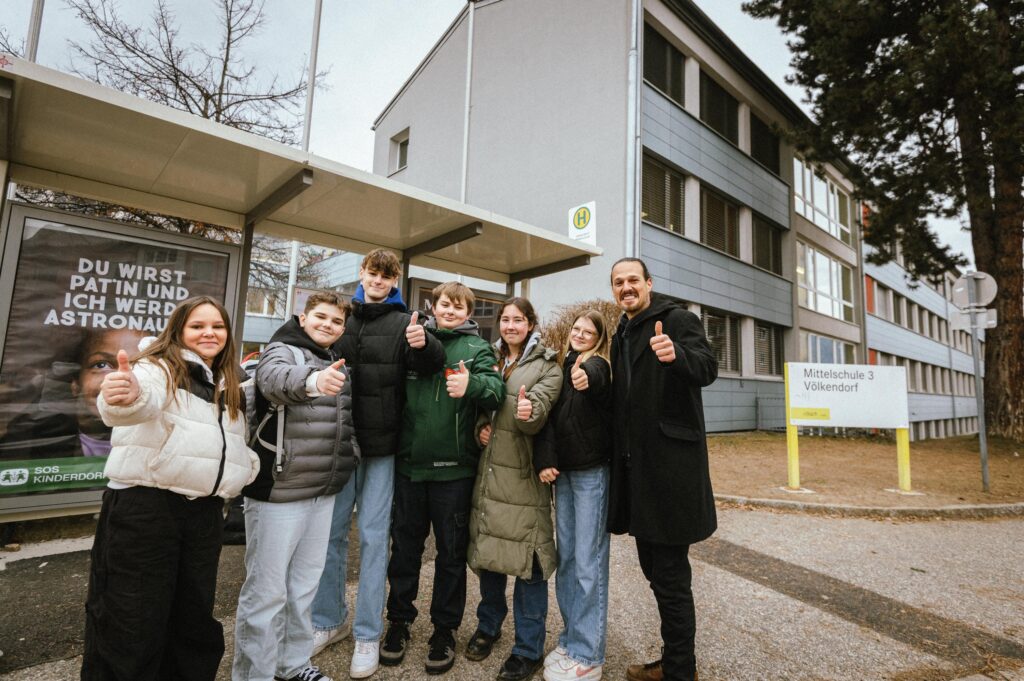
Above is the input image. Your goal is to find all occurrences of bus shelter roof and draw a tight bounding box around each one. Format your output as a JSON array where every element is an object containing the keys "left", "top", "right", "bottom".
[{"left": 0, "top": 58, "right": 599, "bottom": 285}]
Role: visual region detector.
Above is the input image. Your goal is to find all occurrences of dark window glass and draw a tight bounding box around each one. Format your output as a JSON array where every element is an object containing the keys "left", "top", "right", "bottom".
[
  {"left": 699, "top": 71, "right": 738, "bottom": 143},
  {"left": 702, "top": 308, "right": 740, "bottom": 373},
  {"left": 644, "top": 24, "right": 685, "bottom": 108},
  {"left": 750, "top": 113, "right": 780, "bottom": 174},
  {"left": 752, "top": 215, "right": 783, "bottom": 274},
  {"left": 700, "top": 187, "right": 739, "bottom": 256},
  {"left": 641, "top": 154, "right": 686, "bottom": 235},
  {"left": 754, "top": 322, "right": 784, "bottom": 375}
]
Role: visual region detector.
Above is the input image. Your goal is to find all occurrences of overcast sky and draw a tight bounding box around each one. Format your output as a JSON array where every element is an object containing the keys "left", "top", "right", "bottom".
[{"left": 1, "top": 0, "right": 972, "bottom": 264}]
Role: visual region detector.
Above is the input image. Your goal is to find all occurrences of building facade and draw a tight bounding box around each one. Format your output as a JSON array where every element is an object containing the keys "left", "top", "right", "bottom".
[
  {"left": 863, "top": 248, "right": 984, "bottom": 440},
  {"left": 370, "top": 0, "right": 872, "bottom": 432}
]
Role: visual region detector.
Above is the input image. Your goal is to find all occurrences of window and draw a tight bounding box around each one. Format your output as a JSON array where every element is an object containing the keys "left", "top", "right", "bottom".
[
  {"left": 702, "top": 308, "right": 740, "bottom": 373},
  {"left": 644, "top": 23, "right": 685, "bottom": 108},
  {"left": 699, "top": 71, "right": 738, "bottom": 144},
  {"left": 754, "top": 322, "right": 784, "bottom": 375},
  {"left": 797, "top": 242, "right": 855, "bottom": 322},
  {"left": 893, "top": 293, "right": 904, "bottom": 326},
  {"left": 874, "top": 283, "right": 892, "bottom": 322},
  {"left": 389, "top": 128, "right": 410, "bottom": 173},
  {"left": 793, "top": 156, "right": 853, "bottom": 245},
  {"left": 750, "top": 113, "right": 780, "bottom": 174},
  {"left": 752, "top": 215, "right": 783, "bottom": 274},
  {"left": 642, "top": 154, "right": 685, "bottom": 234},
  {"left": 246, "top": 287, "right": 285, "bottom": 317},
  {"left": 700, "top": 187, "right": 739, "bottom": 256},
  {"left": 799, "top": 331, "right": 855, "bottom": 364}
]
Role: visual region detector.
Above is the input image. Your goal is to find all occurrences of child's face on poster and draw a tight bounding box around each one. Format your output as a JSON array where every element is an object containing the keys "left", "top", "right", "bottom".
[{"left": 72, "top": 329, "right": 145, "bottom": 420}]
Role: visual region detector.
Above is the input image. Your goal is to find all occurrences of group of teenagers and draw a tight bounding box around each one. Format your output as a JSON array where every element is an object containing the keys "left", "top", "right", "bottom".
[{"left": 80, "top": 249, "right": 719, "bottom": 681}]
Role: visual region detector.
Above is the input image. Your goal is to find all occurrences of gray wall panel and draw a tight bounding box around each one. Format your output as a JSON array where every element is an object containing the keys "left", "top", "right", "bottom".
[
  {"left": 867, "top": 316, "right": 953, "bottom": 366},
  {"left": 643, "top": 84, "right": 789, "bottom": 226},
  {"left": 909, "top": 393, "right": 961, "bottom": 422},
  {"left": 642, "top": 224, "right": 793, "bottom": 326},
  {"left": 703, "top": 377, "right": 785, "bottom": 432}
]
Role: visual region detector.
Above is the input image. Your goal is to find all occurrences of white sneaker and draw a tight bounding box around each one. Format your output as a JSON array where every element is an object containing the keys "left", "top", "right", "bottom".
[
  {"left": 312, "top": 617, "right": 352, "bottom": 657},
  {"left": 544, "top": 646, "right": 568, "bottom": 668},
  {"left": 349, "top": 640, "right": 380, "bottom": 679},
  {"left": 543, "top": 656, "right": 603, "bottom": 681}
]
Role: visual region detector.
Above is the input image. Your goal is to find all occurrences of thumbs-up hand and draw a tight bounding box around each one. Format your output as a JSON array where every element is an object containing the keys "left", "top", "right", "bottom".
[
  {"left": 100, "top": 349, "right": 140, "bottom": 406},
  {"left": 446, "top": 360, "right": 470, "bottom": 398},
  {"left": 515, "top": 385, "right": 532, "bottom": 421},
  {"left": 570, "top": 354, "right": 589, "bottom": 391},
  {"left": 316, "top": 359, "right": 347, "bottom": 396},
  {"left": 649, "top": 320, "right": 675, "bottom": 363},
  {"left": 405, "top": 310, "right": 426, "bottom": 349}
]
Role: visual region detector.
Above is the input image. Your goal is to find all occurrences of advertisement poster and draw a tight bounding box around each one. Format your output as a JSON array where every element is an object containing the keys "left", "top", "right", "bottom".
[{"left": 0, "top": 214, "right": 232, "bottom": 497}]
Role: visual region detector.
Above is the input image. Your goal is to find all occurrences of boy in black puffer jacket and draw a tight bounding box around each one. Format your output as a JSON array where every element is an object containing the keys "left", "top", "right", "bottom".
[{"left": 233, "top": 292, "right": 357, "bottom": 681}]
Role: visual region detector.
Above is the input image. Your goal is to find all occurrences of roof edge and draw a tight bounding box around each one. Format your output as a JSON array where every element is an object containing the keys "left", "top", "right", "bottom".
[{"left": 372, "top": 4, "right": 470, "bottom": 130}]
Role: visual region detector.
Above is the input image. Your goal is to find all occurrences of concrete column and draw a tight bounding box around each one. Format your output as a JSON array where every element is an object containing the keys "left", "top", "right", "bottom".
[
  {"left": 738, "top": 102, "right": 751, "bottom": 153},
  {"left": 688, "top": 302, "right": 702, "bottom": 318},
  {"left": 684, "top": 176, "right": 701, "bottom": 241},
  {"left": 740, "top": 316, "right": 755, "bottom": 376},
  {"left": 684, "top": 57, "right": 700, "bottom": 118},
  {"left": 0, "top": 160, "right": 8, "bottom": 218},
  {"left": 738, "top": 206, "right": 753, "bottom": 263}
]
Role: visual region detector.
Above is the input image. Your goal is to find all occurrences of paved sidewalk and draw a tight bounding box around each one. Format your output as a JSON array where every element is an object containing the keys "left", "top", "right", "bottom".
[{"left": 2, "top": 508, "right": 1022, "bottom": 680}]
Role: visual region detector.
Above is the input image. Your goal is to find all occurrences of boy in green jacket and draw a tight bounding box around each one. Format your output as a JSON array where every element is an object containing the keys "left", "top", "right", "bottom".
[{"left": 380, "top": 281, "right": 505, "bottom": 675}]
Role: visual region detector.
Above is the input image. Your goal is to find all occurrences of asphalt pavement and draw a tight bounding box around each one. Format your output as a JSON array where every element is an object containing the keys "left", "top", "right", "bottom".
[{"left": 1, "top": 508, "right": 1022, "bottom": 680}]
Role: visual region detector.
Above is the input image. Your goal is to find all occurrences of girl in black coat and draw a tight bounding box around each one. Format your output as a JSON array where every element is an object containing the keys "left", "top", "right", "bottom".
[{"left": 533, "top": 310, "right": 613, "bottom": 681}]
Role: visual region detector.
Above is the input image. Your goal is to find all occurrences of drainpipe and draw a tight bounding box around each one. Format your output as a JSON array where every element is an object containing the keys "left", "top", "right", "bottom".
[
  {"left": 624, "top": 0, "right": 642, "bottom": 257},
  {"left": 460, "top": 1, "right": 476, "bottom": 203}
]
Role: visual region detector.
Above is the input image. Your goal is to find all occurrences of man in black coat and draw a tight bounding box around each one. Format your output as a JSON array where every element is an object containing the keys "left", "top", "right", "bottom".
[{"left": 608, "top": 258, "right": 718, "bottom": 681}]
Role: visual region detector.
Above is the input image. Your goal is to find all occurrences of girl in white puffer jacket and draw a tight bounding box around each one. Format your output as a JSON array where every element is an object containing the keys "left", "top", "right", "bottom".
[{"left": 81, "top": 296, "right": 258, "bottom": 681}]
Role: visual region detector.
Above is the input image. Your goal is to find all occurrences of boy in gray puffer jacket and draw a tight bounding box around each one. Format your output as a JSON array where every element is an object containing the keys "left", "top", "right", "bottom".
[{"left": 232, "top": 292, "right": 358, "bottom": 681}]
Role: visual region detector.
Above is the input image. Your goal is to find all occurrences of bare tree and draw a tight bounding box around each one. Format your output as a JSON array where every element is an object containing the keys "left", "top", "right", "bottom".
[
  {"left": 0, "top": 25, "right": 24, "bottom": 56},
  {"left": 12, "top": 0, "right": 331, "bottom": 293}
]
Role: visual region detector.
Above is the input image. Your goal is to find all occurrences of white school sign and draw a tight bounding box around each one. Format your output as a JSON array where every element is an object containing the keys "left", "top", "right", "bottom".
[{"left": 786, "top": 363, "right": 909, "bottom": 429}]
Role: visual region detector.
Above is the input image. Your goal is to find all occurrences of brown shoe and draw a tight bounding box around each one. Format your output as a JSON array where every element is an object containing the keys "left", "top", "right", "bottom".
[{"left": 626, "top": 659, "right": 663, "bottom": 681}]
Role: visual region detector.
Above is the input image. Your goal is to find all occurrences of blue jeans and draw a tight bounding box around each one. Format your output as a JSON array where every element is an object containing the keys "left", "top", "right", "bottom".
[
  {"left": 312, "top": 455, "right": 395, "bottom": 642},
  {"left": 476, "top": 559, "right": 547, "bottom": 660},
  {"left": 232, "top": 495, "right": 335, "bottom": 681},
  {"left": 554, "top": 465, "right": 610, "bottom": 666}
]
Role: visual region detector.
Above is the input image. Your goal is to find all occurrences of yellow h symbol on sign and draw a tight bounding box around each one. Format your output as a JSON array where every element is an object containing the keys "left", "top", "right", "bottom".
[{"left": 573, "top": 207, "right": 591, "bottom": 229}]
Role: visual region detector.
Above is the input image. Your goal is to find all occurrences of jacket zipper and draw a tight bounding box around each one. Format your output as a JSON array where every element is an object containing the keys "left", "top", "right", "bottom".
[{"left": 210, "top": 392, "right": 228, "bottom": 496}]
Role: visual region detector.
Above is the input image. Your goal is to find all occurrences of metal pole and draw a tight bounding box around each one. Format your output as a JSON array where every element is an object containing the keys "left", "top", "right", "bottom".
[
  {"left": 459, "top": 1, "right": 476, "bottom": 203},
  {"left": 284, "top": 240, "right": 300, "bottom": 318},
  {"left": 25, "top": 0, "right": 45, "bottom": 62},
  {"left": 967, "top": 276, "right": 990, "bottom": 492},
  {"left": 301, "top": 0, "right": 323, "bottom": 154}
]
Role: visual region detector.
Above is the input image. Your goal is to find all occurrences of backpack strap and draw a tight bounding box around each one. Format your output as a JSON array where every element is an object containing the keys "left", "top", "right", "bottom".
[{"left": 250, "top": 345, "right": 309, "bottom": 475}]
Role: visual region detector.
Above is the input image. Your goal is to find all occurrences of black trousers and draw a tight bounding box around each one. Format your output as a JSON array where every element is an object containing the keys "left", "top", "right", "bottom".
[
  {"left": 635, "top": 538, "right": 696, "bottom": 681},
  {"left": 386, "top": 473, "right": 474, "bottom": 630},
  {"left": 82, "top": 486, "right": 225, "bottom": 681}
]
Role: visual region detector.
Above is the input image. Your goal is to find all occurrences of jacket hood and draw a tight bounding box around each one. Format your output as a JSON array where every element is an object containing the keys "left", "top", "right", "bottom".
[
  {"left": 269, "top": 316, "right": 335, "bottom": 361},
  {"left": 353, "top": 283, "right": 408, "bottom": 311},
  {"left": 425, "top": 317, "right": 481, "bottom": 337}
]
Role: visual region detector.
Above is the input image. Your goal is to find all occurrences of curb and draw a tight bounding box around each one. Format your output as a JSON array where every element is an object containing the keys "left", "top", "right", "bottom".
[{"left": 714, "top": 494, "right": 1024, "bottom": 520}]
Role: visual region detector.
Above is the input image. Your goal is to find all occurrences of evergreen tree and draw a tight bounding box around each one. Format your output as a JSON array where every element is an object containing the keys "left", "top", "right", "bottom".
[{"left": 744, "top": 0, "right": 1024, "bottom": 441}]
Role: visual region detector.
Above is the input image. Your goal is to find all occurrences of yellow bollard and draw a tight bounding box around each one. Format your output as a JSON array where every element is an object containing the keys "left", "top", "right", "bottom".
[
  {"left": 896, "top": 427, "right": 911, "bottom": 492},
  {"left": 783, "top": 364, "right": 800, "bottom": 489}
]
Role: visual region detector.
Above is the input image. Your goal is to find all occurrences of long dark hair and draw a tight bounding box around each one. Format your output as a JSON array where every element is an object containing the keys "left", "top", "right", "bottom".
[
  {"left": 134, "top": 296, "right": 243, "bottom": 419},
  {"left": 495, "top": 296, "right": 538, "bottom": 364}
]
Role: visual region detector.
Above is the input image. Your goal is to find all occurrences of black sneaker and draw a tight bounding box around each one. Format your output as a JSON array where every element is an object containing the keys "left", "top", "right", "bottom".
[
  {"left": 379, "top": 620, "right": 411, "bottom": 666},
  {"left": 496, "top": 653, "right": 543, "bottom": 681},
  {"left": 465, "top": 627, "right": 501, "bottom": 661},
  {"left": 425, "top": 627, "right": 456, "bottom": 675}
]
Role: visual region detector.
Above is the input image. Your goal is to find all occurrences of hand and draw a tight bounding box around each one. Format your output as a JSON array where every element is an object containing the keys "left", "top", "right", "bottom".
[
  {"left": 539, "top": 467, "right": 559, "bottom": 484},
  {"left": 100, "top": 350, "right": 140, "bottom": 406},
  {"left": 478, "top": 424, "right": 492, "bottom": 447},
  {"left": 405, "top": 310, "right": 426, "bottom": 349},
  {"left": 650, "top": 320, "right": 676, "bottom": 364},
  {"left": 570, "top": 354, "right": 589, "bottom": 391},
  {"left": 316, "top": 359, "right": 347, "bottom": 396},
  {"left": 446, "top": 360, "right": 470, "bottom": 398},
  {"left": 515, "top": 385, "right": 532, "bottom": 421}
]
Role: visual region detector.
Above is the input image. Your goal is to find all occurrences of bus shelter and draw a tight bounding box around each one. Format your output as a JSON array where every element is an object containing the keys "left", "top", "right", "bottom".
[{"left": 0, "top": 58, "right": 600, "bottom": 520}]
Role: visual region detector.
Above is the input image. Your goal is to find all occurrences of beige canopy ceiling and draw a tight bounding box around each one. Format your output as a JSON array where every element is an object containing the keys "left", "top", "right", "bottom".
[{"left": 0, "top": 58, "right": 599, "bottom": 285}]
